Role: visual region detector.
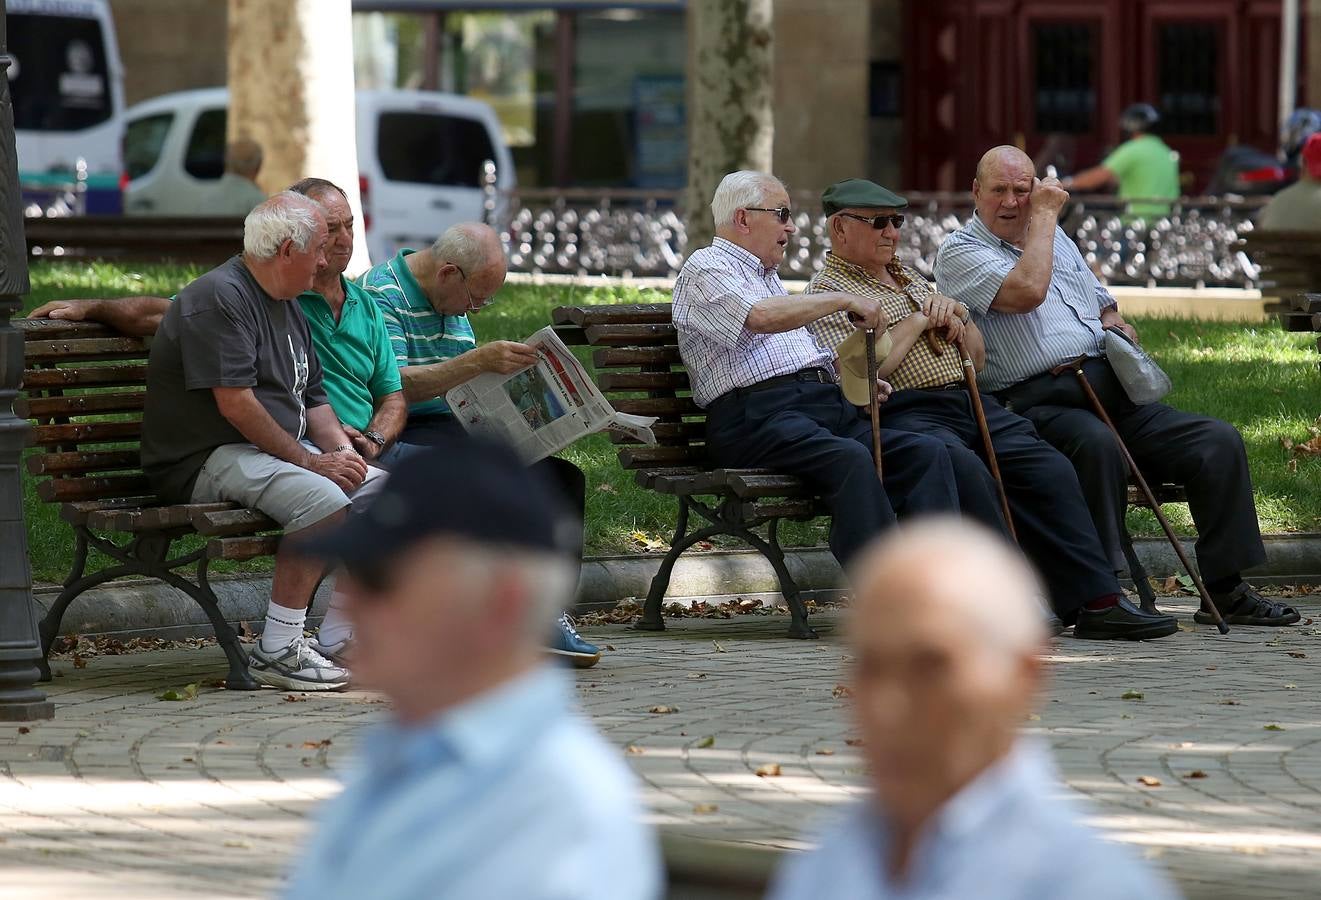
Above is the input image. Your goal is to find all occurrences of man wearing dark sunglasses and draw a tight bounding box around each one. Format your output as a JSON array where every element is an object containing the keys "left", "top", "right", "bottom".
[
  {"left": 807, "top": 178, "right": 1166, "bottom": 640},
  {"left": 672, "top": 170, "right": 964, "bottom": 570}
]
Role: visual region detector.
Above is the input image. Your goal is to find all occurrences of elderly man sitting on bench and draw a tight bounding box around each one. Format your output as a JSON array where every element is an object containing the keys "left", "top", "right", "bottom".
[
  {"left": 934, "top": 145, "right": 1298, "bottom": 628},
  {"left": 671, "top": 170, "right": 963, "bottom": 570}
]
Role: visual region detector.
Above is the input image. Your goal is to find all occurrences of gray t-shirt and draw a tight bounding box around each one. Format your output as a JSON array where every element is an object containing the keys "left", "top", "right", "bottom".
[{"left": 141, "top": 256, "right": 328, "bottom": 502}]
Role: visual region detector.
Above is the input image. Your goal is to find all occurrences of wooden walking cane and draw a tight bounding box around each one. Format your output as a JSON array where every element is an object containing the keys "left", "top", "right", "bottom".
[
  {"left": 866, "top": 329, "right": 883, "bottom": 481},
  {"left": 1059, "top": 355, "right": 1230, "bottom": 634},
  {"left": 956, "top": 337, "right": 1016, "bottom": 542}
]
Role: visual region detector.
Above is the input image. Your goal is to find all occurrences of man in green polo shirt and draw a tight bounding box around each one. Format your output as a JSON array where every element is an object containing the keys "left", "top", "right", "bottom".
[
  {"left": 1062, "top": 103, "right": 1181, "bottom": 221},
  {"left": 362, "top": 224, "right": 603, "bottom": 668}
]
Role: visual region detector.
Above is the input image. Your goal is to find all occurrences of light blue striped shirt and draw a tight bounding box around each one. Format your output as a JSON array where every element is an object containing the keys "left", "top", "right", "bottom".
[
  {"left": 284, "top": 666, "right": 663, "bottom": 900},
  {"left": 768, "top": 743, "right": 1180, "bottom": 900},
  {"left": 361, "top": 249, "right": 477, "bottom": 416},
  {"left": 933, "top": 214, "right": 1117, "bottom": 392}
]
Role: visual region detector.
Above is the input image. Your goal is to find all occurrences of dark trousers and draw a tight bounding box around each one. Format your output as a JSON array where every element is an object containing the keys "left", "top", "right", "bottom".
[
  {"left": 998, "top": 358, "right": 1265, "bottom": 584},
  {"left": 399, "top": 415, "right": 588, "bottom": 568},
  {"left": 704, "top": 381, "right": 961, "bottom": 568},
  {"left": 879, "top": 389, "right": 1121, "bottom": 620}
]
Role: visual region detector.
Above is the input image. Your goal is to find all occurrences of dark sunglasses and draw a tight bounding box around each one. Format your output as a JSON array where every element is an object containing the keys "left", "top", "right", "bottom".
[
  {"left": 745, "top": 206, "right": 792, "bottom": 223},
  {"left": 839, "top": 212, "right": 906, "bottom": 230}
]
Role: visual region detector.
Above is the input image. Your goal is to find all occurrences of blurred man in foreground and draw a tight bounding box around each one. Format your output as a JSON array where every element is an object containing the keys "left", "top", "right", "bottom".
[
  {"left": 769, "top": 518, "right": 1179, "bottom": 899},
  {"left": 283, "top": 437, "right": 662, "bottom": 900}
]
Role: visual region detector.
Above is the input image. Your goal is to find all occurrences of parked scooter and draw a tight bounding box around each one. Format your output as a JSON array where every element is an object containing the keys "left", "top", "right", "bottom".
[{"left": 1206, "top": 109, "right": 1321, "bottom": 196}]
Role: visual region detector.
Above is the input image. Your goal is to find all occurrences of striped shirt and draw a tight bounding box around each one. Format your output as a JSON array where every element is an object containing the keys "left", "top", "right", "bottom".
[
  {"left": 807, "top": 254, "right": 963, "bottom": 391},
  {"left": 361, "top": 249, "right": 476, "bottom": 416},
  {"left": 672, "top": 238, "right": 834, "bottom": 408},
  {"left": 933, "top": 214, "right": 1117, "bottom": 392}
]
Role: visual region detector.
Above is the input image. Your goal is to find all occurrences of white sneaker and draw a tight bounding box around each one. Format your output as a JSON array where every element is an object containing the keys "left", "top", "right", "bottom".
[
  {"left": 249, "top": 635, "right": 350, "bottom": 691},
  {"left": 310, "top": 635, "right": 353, "bottom": 668}
]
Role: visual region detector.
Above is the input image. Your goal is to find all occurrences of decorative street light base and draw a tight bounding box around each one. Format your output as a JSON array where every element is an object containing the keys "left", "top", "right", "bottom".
[{"left": 0, "top": 5, "right": 54, "bottom": 721}]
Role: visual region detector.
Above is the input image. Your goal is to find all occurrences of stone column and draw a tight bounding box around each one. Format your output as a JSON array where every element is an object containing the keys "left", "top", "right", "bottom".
[
  {"left": 227, "top": 0, "right": 371, "bottom": 272},
  {"left": 683, "top": 0, "right": 775, "bottom": 250},
  {"left": 0, "top": 2, "right": 54, "bottom": 722}
]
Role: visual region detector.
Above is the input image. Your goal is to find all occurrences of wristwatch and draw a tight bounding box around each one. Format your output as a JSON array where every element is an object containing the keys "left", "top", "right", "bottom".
[{"left": 364, "top": 429, "right": 387, "bottom": 449}]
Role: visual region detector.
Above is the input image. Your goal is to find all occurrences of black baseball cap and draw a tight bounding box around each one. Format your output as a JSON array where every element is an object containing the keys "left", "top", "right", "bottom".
[{"left": 294, "top": 434, "right": 577, "bottom": 566}]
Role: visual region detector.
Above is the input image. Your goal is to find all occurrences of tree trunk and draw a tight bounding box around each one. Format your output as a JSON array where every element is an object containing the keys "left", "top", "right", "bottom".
[
  {"left": 683, "top": 0, "right": 775, "bottom": 251},
  {"left": 227, "top": 0, "right": 371, "bottom": 272}
]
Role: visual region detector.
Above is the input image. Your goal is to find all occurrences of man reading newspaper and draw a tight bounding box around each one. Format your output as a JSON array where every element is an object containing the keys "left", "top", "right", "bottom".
[{"left": 363, "top": 223, "right": 650, "bottom": 667}]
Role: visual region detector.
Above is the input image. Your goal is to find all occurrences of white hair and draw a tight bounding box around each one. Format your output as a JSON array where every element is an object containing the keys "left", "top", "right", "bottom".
[
  {"left": 242, "top": 191, "right": 323, "bottom": 259},
  {"left": 453, "top": 545, "right": 579, "bottom": 643},
  {"left": 429, "top": 223, "right": 503, "bottom": 274},
  {"left": 710, "top": 170, "right": 785, "bottom": 229}
]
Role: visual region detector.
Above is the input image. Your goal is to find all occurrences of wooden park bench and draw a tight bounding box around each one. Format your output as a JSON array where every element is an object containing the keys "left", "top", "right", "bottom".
[
  {"left": 25, "top": 215, "right": 244, "bottom": 265},
  {"left": 1243, "top": 229, "right": 1321, "bottom": 315},
  {"left": 1280, "top": 292, "right": 1321, "bottom": 372},
  {"left": 17, "top": 319, "right": 276, "bottom": 689},
  {"left": 552, "top": 302, "right": 1188, "bottom": 635}
]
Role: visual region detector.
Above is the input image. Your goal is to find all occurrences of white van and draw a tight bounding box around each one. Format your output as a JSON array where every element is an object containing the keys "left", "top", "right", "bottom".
[
  {"left": 9, "top": 0, "right": 125, "bottom": 213},
  {"left": 121, "top": 87, "right": 515, "bottom": 263}
]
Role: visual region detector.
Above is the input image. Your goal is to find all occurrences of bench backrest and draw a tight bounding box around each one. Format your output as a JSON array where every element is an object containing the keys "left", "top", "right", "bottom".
[
  {"left": 551, "top": 303, "right": 710, "bottom": 471},
  {"left": 1243, "top": 229, "right": 1321, "bottom": 301},
  {"left": 17, "top": 319, "right": 153, "bottom": 506}
]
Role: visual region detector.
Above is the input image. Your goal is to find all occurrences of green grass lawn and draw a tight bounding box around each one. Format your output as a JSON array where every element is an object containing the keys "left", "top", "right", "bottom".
[{"left": 15, "top": 261, "right": 1321, "bottom": 583}]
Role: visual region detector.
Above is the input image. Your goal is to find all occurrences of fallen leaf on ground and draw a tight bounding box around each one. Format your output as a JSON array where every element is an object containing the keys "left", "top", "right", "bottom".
[
  {"left": 712, "top": 641, "right": 726, "bottom": 653},
  {"left": 687, "top": 673, "right": 707, "bottom": 680},
  {"left": 648, "top": 705, "right": 678, "bottom": 714},
  {"left": 1264, "top": 724, "right": 1286, "bottom": 731},
  {"left": 223, "top": 839, "right": 250, "bottom": 849},
  {"left": 604, "top": 644, "right": 616, "bottom": 652},
  {"left": 1285, "top": 683, "right": 1297, "bottom": 690},
  {"left": 596, "top": 483, "right": 617, "bottom": 493},
  {"left": 1162, "top": 575, "right": 1179, "bottom": 592},
  {"left": 694, "top": 735, "right": 715, "bottom": 749},
  {"left": 301, "top": 739, "right": 332, "bottom": 750},
  {"left": 692, "top": 803, "right": 718, "bottom": 814},
  {"left": 815, "top": 748, "right": 835, "bottom": 756},
  {"left": 845, "top": 738, "right": 864, "bottom": 747},
  {"left": 1137, "top": 776, "right": 1162, "bottom": 787},
  {"left": 831, "top": 684, "right": 853, "bottom": 699},
  {"left": 1287, "top": 651, "right": 1307, "bottom": 659},
  {"left": 624, "top": 744, "right": 645, "bottom": 755},
  {"left": 1219, "top": 699, "right": 1240, "bottom": 706},
  {"left": 282, "top": 694, "right": 308, "bottom": 703},
  {"left": 181, "top": 756, "right": 194, "bottom": 763},
  {"left": 755, "top": 763, "right": 782, "bottom": 777},
  {"left": 17, "top": 727, "right": 29, "bottom": 735},
  {"left": 1185, "top": 770, "right": 1209, "bottom": 779},
  {"left": 1026, "top": 714, "right": 1041, "bottom": 721},
  {"left": 1121, "top": 690, "right": 1145, "bottom": 700},
  {"left": 158, "top": 683, "right": 198, "bottom": 702}
]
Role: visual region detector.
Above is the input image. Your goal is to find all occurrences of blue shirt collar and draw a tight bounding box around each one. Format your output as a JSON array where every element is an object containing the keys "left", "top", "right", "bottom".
[
  {"left": 967, "top": 212, "right": 1023, "bottom": 256},
  {"left": 360, "top": 665, "right": 572, "bottom": 775}
]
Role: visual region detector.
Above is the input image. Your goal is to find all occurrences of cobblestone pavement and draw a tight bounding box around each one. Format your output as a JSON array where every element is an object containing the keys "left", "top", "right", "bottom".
[{"left": 1, "top": 598, "right": 1319, "bottom": 899}]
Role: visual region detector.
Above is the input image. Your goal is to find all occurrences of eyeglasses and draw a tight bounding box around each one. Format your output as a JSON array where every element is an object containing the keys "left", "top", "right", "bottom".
[
  {"left": 453, "top": 264, "right": 495, "bottom": 310},
  {"left": 745, "top": 206, "right": 793, "bottom": 224},
  {"left": 838, "top": 212, "right": 906, "bottom": 230}
]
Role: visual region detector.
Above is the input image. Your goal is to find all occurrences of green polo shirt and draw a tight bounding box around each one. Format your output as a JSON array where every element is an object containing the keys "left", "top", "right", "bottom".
[
  {"left": 360, "top": 249, "right": 478, "bottom": 416},
  {"left": 1102, "top": 134, "right": 1181, "bottom": 221},
  {"left": 296, "top": 277, "right": 402, "bottom": 432}
]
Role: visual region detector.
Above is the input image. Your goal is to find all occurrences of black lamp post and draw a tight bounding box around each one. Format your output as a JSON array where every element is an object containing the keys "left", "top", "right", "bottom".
[{"left": 0, "top": 1, "right": 54, "bottom": 722}]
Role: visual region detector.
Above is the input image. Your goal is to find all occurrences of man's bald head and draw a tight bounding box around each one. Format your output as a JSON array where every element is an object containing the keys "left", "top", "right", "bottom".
[
  {"left": 419, "top": 222, "right": 508, "bottom": 315},
  {"left": 226, "top": 138, "right": 264, "bottom": 180},
  {"left": 845, "top": 517, "right": 1048, "bottom": 831},
  {"left": 975, "top": 145, "right": 1033, "bottom": 186}
]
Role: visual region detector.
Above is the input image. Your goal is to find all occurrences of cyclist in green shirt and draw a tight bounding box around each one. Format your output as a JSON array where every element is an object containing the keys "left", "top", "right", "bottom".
[{"left": 1062, "top": 104, "right": 1181, "bottom": 221}]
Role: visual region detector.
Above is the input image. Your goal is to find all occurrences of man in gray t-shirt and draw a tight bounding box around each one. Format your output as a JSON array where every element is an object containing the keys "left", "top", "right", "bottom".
[
  {"left": 142, "top": 255, "right": 329, "bottom": 502},
  {"left": 142, "top": 192, "right": 389, "bottom": 692}
]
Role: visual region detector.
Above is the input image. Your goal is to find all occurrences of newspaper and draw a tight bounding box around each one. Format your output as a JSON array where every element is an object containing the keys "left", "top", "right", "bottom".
[{"left": 446, "top": 326, "right": 658, "bottom": 464}]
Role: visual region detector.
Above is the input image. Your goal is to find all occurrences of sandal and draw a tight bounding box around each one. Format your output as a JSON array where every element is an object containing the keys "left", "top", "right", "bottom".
[{"left": 1194, "top": 583, "right": 1301, "bottom": 627}]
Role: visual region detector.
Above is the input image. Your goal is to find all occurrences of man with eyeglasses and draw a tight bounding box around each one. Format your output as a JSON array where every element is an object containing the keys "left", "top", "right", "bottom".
[
  {"left": 805, "top": 179, "right": 1168, "bottom": 640},
  {"left": 672, "top": 170, "right": 964, "bottom": 571},
  {"left": 362, "top": 223, "right": 605, "bottom": 666}
]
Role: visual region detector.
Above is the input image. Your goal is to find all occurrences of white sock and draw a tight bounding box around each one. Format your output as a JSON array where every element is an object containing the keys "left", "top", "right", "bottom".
[
  {"left": 318, "top": 591, "right": 354, "bottom": 648},
  {"left": 261, "top": 605, "right": 307, "bottom": 652}
]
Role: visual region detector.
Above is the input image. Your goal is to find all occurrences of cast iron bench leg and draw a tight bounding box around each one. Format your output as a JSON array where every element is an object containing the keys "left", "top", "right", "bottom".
[
  {"left": 158, "top": 559, "right": 260, "bottom": 691},
  {"left": 1119, "top": 526, "right": 1161, "bottom": 616}
]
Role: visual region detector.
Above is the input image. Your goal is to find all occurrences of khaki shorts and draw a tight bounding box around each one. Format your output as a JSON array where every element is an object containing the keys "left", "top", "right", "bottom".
[{"left": 191, "top": 442, "right": 387, "bottom": 534}]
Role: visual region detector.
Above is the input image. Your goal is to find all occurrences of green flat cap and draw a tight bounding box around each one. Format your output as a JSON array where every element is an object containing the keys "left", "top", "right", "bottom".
[{"left": 821, "top": 178, "right": 908, "bottom": 216}]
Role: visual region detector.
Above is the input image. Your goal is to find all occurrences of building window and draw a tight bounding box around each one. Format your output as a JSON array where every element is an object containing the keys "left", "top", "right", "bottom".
[
  {"left": 1158, "top": 23, "right": 1219, "bottom": 135},
  {"left": 1033, "top": 23, "right": 1096, "bottom": 134}
]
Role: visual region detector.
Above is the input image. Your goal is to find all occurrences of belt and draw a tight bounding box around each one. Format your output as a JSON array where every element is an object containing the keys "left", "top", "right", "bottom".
[
  {"left": 713, "top": 367, "right": 836, "bottom": 406},
  {"left": 915, "top": 381, "right": 965, "bottom": 392}
]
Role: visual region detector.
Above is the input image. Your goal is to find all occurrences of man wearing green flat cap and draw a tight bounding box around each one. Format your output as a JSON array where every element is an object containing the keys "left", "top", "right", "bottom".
[{"left": 805, "top": 178, "right": 1174, "bottom": 641}]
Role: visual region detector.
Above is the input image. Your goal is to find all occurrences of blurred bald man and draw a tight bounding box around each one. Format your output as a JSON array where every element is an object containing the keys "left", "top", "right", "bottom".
[
  {"left": 768, "top": 519, "right": 1179, "bottom": 900},
  {"left": 206, "top": 138, "right": 268, "bottom": 217}
]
